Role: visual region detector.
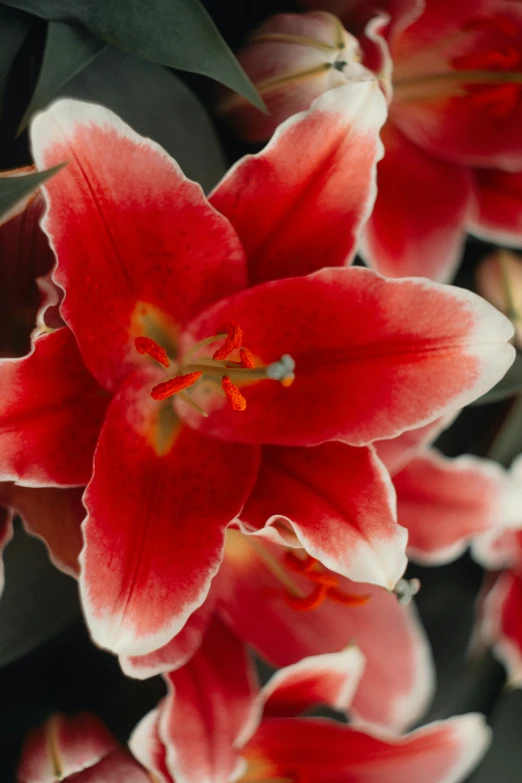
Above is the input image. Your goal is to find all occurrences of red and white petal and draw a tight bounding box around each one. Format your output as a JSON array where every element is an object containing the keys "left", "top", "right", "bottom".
[
  {"left": 300, "top": 0, "right": 425, "bottom": 41},
  {"left": 130, "top": 706, "right": 174, "bottom": 783},
  {"left": 30, "top": 98, "right": 246, "bottom": 392},
  {"left": 469, "top": 169, "right": 522, "bottom": 247},
  {"left": 181, "top": 267, "right": 514, "bottom": 447},
  {"left": 239, "top": 442, "right": 406, "bottom": 589},
  {"left": 121, "top": 593, "right": 216, "bottom": 680},
  {"left": 479, "top": 570, "right": 522, "bottom": 685},
  {"left": 394, "top": 450, "right": 522, "bottom": 565},
  {"left": 80, "top": 369, "right": 259, "bottom": 656},
  {"left": 0, "top": 190, "right": 55, "bottom": 358},
  {"left": 213, "top": 79, "right": 385, "bottom": 285},
  {"left": 0, "top": 328, "right": 108, "bottom": 487},
  {"left": 244, "top": 713, "right": 490, "bottom": 783},
  {"left": 7, "top": 485, "right": 84, "bottom": 577},
  {"left": 362, "top": 123, "right": 471, "bottom": 282},
  {"left": 0, "top": 500, "right": 14, "bottom": 597},
  {"left": 218, "top": 533, "right": 434, "bottom": 731},
  {"left": 375, "top": 413, "right": 456, "bottom": 476},
  {"left": 472, "top": 529, "right": 522, "bottom": 571},
  {"left": 159, "top": 616, "right": 259, "bottom": 783},
  {"left": 261, "top": 646, "right": 365, "bottom": 718},
  {"left": 17, "top": 712, "right": 149, "bottom": 783}
]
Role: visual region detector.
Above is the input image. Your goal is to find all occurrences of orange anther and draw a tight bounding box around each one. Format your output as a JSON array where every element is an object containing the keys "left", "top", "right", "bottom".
[
  {"left": 222, "top": 375, "right": 247, "bottom": 411},
  {"left": 135, "top": 336, "right": 170, "bottom": 368},
  {"left": 327, "top": 587, "right": 370, "bottom": 607},
  {"left": 151, "top": 372, "right": 202, "bottom": 401},
  {"left": 239, "top": 347, "right": 256, "bottom": 368},
  {"left": 284, "top": 552, "right": 317, "bottom": 573},
  {"left": 213, "top": 323, "right": 243, "bottom": 360},
  {"left": 283, "top": 584, "right": 329, "bottom": 612}
]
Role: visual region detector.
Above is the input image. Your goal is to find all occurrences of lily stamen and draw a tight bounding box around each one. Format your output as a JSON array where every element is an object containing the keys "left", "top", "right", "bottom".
[{"left": 134, "top": 336, "right": 170, "bottom": 368}]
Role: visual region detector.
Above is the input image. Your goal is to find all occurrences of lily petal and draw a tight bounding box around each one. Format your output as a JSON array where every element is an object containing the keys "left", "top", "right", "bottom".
[
  {"left": 212, "top": 79, "right": 386, "bottom": 284},
  {"left": 159, "top": 617, "right": 259, "bottom": 783},
  {"left": 469, "top": 168, "right": 522, "bottom": 247},
  {"left": 130, "top": 706, "right": 174, "bottom": 783},
  {"left": 395, "top": 450, "right": 522, "bottom": 565},
  {"left": 80, "top": 369, "right": 259, "bottom": 656},
  {"left": 261, "top": 647, "right": 366, "bottom": 718},
  {"left": 362, "top": 124, "right": 471, "bottom": 282},
  {"left": 479, "top": 570, "right": 522, "bottom": 686},
  {"left": 181, "top": 267, "right": 514, "bottom": 447},
  {"left": 239, "top": 442, "right": 406, "bottom": 589},
  {"left": 0, "top": 328, "right": 108, "bottom": 487},
  {"left": 244, "top": 713, "right": 491, "bottom": 783},
  {"left": 30, "top": 98, "right": 246, "bottom": 392}
]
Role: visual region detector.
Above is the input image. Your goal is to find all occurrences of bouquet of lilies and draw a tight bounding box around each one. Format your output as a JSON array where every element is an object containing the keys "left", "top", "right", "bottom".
[{"left": 3, "top": 0, "right": 522, "bottom": 781}]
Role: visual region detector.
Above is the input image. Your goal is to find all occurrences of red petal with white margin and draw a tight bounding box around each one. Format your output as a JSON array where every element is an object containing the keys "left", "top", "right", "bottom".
[
  {"left": 7, "top": 484, "right": 84, "bottom": 577},
  {"left": 212, "top": 79, "right": 385, "bottom": 285},
  {"left": 469, "top": 168, "right": 522, "bottom": 247},
  {"left": 244, "top": 713, "right": 491, "bottom": 783},
  {"left": 80, "top": 369, "right": 259, "bottom": 656},
  {"left": 0, "top": 500, "right": 14, "bottom": 597},
  {"left": 480, "top": 570, "right": 522, "bottom": 685},
  {"left": 362, "top": 124, "right": 471, "bottom": 282},
  {"left": 239, "top": 442, "right": 407, "bottom": 589},
  {"left": 30, "top": 98, "right": 246, "bottom": 392},
  {"left": 261, "top": 647, "right": 365, "bottom": 718},
  {"left": 217, "top": 533, "right": 434, "bottom": 731},
  {"left": 121, "top": 591, "right": 216, "bottom": 680},
  {"left": 17, "top": 712, "right": 150, "bottom": 783},
  {"left": 159, "top": 616, "right": 259, "bottom": 783},
  {"left": 375, "top": 414, "right": 456, "bottom": 476},
  {"left": 0, "top": 328, "right": 108, "bottom": 487},
  {"left": 300, "top": 0, "right": 425, "bottom": 41},
  {"left": 130, "top": 706, "right": 174, "bottom": 783},
  {"left": 394, "top": 450, "right": 522, "bottom": 565},
  {"left": 181, "top": 267, "right": 514, "bottom": 447}
]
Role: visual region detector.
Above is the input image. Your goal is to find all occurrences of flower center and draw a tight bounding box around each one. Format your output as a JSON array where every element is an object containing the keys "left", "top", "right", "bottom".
[
  {"left": 135, "top": 323, "right": 295, "bottom": 416},
  {"left": 393, "top": 14, "right": 522, "bottom": 112}
]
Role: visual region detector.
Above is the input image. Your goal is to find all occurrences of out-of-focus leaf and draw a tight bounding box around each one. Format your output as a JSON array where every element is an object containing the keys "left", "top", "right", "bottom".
[
  {"left": 0, "top": 164, "right": 64, "bottom": 222},
  {"left": 58, "top": 46, "right": 226, "bottom": 193},
  {"left": 0, "top": 6, "right": 30, "bottom": 108},
  {"left": 470, "top": 689, "right": 522, "bottom": 783},
  {"left": 18, "top": 20, "right": 106, "bottom": 132},
  {"left": 487, "top": 395, "right": 522, "bottom": 467},
  {"left": 472, "top": 352, "right": 522, "bottom": 406},
  {"left": 0, "top": 0, "right": 263, "bottom": 108}
]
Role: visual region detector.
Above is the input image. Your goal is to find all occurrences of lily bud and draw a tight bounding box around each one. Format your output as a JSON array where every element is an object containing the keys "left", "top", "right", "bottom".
[
  {"left": 476, "top": 249, "right": 522, "bottom": 348},
  {"left": 218, "top": 11, "right": 373, "bottom": 142}
]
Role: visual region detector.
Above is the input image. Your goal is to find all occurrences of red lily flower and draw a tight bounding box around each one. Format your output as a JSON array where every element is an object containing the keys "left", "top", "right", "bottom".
[
  {"left": 223, "top": 1, "right": 522, "bottom": 281},
  {"left": 17, "top": 712, "right": 150, "bottom": 782},
  {"left": 476, "top": 249, "right": 522, "bottom": 348},
  {"left": 130, "top": 616, "right": 491, "bottom": 783},
  {"left": 1, "top": 92, "right": 513, "bottom": 658}
]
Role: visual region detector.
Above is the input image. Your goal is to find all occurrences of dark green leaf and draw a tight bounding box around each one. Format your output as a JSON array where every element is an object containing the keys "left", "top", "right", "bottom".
[
  {"left": 0, "top": 0, "right": 263, "bottom": 108},
  {"left": 57, "top": 46, "right": 226, "bottom": 193},
  {"left": 0, "top": 164, "right": 64, "bottom": 221},
  {"left": 471, "top": 351, "right": 522, "bottom": 406},
  {"left": 18, "top": 21, "right": 106, "bottom": 132},
  {"left": 0, "top": 6, "right": 30, "bottom": 108}
]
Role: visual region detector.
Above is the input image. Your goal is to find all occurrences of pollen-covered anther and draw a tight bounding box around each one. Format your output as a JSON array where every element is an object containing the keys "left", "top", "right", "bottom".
[
  {"left": 222, "top": 375, "right": 247, "bottom": 411},
  {"left": 135, "top": 336, "right": 170, "bottom": 368},
  {"left": 282, "top": 552, "right": 370, "bottom": 611},
  {"left": 213, "top": 322, "right": 243, "bottom": 360},
  {"left": 239, "top": 346, "right": 256, "bottom": 369},
  {"left": 151, "top": 372, "right": 202, "bottom": 401}
]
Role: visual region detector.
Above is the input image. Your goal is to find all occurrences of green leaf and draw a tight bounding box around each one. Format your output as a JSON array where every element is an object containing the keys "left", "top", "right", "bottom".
[
  {"left": 0, "top": 6, "right": 30, "bottom": 109},
  {"left": 18, "top": 21, "right": 106, "bottom": 132},
  {"left": 0, "top": 164, "right": 65, "bottom": 222},
  {"left": 0, "top": 0, "right": 263, "bottom": 108},
  {"left": 471, "top": 351, "right": 522, "bottom": 406}
]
